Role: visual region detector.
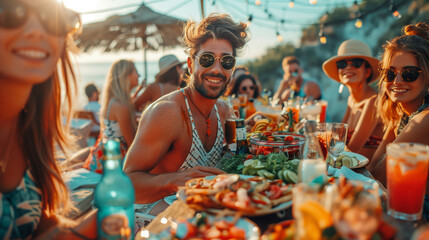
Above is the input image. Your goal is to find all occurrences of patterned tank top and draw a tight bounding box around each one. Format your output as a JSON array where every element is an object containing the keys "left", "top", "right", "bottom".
[
  {"left": 179, "top": 89, "right": 225, "bottom": 171},
  {"left": 0, "top": 170, "right": 42, "bottom": 239}
]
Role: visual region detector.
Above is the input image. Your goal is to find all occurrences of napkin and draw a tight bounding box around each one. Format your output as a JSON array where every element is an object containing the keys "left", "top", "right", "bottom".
[{"left": 327, "top": 165, "right": 375, "bottom": 183}]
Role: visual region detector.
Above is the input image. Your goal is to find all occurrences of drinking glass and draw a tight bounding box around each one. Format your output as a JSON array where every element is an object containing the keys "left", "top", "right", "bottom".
[
  {"left": 332, "top": 179, "right": 382, "bottom": 240},
  {"left": 316, "top": 123, "right": 328, "bottom": 160},
  {"left": 386, "top": 142, "right": 429, "bottom": 221},
  {"left": 293, "top": 183, "right": 336, "bottom": 240},
  {"left": 326, "top": 123, "right": 348, "bottom": 166}
]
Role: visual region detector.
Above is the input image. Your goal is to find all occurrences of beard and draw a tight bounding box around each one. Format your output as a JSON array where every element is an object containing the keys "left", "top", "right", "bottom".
[{"left": 192, "top": 73, "right": 230, "bottom": 99}]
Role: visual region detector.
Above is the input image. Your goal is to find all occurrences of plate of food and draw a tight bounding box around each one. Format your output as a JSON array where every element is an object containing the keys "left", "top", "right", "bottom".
[
  {"left": 148, "top": 213, "right": 260, "bottom": 240},
  {"left": 326, "top": 151, "right": 369, "bottom": 169},
  {"left": 177, "top": 174, "right": 293, "bottom": 216}
]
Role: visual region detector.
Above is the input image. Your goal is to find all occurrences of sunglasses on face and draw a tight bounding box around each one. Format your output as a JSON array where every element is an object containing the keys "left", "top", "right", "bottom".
[
  {"left": 0, "top": 0, "right": 81, "bottom": 36},
  {"left": 241, "top": 86, "right": 255, "bottom": 91},
  {"left": 195, "top": 52, "right": 236, "bottom": 70},
  {"left": 336, "top": 58, "right": 365, "bottom": 69},
  {"left": 382, "top": 66, "right": 422, "bottom": 82}
]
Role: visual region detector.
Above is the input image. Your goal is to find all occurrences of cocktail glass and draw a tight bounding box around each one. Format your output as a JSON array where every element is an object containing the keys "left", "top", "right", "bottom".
[
  {"left": 293, "top": 183, "right": 336, "bottom": 240},
  {"left": 326, "top": 123, "right": 348, "bottom": 166},
  {"left": 332, "top": 179, "right": 382, "bottom": 240},
  {"left": 386, "top": 142, "right": 429, "bottom": 221}
]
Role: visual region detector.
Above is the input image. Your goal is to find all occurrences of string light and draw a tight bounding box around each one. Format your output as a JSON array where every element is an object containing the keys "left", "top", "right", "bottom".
[
  {"left": 255, "top": 0, "right": 261, "bottom": 6},
  {"left": 355, "top": 18, "right": 362, "bottom": 28},
  {"left": 319, "top": 25, "right": 326, "bottom": 44},
  {"left": 276, "top": 31, "right": 283, "bottom": 42},
  {"left": 247, "top": 14, "right": 253, "bottom": 27},
  {"left": 389, "top": 1, "right": 402, "bottom": 19},
  {"left": 309, "top": 0, "right": 317, "bottom": 5},
  {"left": 289, "top": 0, "right": 295, "bottom": 8}
]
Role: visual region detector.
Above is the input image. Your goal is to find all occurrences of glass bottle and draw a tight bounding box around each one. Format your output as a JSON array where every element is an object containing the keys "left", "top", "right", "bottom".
[
  {"left": 95, "top": 138, "right": 135, "bottom": 240},
  {"left": 235, "top": 119, "right": 248, "bottom": 155},
  {"left": 298, "top": 120, "right": 327, "bottom": 183}
]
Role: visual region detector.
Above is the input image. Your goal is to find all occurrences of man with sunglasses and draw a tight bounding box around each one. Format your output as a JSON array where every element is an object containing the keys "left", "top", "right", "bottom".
[
  {"left": 273, "top": 56, "right": 322, "bottom": 103},
  {"left": 124, "top": 13, "right": 248, "bottom": 223}
]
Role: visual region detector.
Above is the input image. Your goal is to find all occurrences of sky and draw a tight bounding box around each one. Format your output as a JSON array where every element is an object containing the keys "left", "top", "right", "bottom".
[{"left": 63, "top": 0, "right": 358, "bottom": 63}]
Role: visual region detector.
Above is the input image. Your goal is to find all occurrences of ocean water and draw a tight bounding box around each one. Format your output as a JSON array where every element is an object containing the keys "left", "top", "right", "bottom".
[{"left": 75, "top": 61, "right": 158, "bottom": 108}]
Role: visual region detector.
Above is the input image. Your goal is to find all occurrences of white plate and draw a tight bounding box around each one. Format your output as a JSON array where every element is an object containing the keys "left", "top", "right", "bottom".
[
  {"left": 343, "top": 151, "right": 369, "bottom": 169},
  {"left": 150, "top": 215, "right": 260, "bottom": 240},
  {"left": 177, "top": 174, "right": 293, "bottom": 216}
]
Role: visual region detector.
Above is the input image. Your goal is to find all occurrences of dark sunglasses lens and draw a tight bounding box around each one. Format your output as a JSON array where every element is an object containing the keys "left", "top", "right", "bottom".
[
  {"left": 221, "top": 55, "right": 235, "bottom": 70},
  {"left": 352, "top": 59, "right": 364, "bottom": 68},
  {"left": 0, "top": 1, "right": 27, "bottom": 28},
  {"left": 402, "top": 70, "right": 420, "bottom": 82},
  {"left": 336, "top": 60, "right": 347, "bottom": 69},
  {"left": 199, "top": 54, "right": 215, "bottom": 68},
  {"left": 386, "top": 70, "right": 396, "bottom": 82}
]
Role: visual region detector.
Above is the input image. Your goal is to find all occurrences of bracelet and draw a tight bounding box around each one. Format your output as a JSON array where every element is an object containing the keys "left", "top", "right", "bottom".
[{"left": 68, "top": 227, "right": 96, "bottom": 240}]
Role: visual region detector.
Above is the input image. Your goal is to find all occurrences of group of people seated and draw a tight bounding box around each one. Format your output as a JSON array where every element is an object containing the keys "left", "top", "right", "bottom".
[{"left": 1, "top": 0, "right": 428, "bottom": 238}]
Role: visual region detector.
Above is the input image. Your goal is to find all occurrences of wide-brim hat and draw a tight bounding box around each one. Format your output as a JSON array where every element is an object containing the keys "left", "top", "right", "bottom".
[
  {"left": 322, "top": 39, "right": 380, "bottom": 83},
  {"left": 155, "top": 54, "right": 184, "bottom": 79}
]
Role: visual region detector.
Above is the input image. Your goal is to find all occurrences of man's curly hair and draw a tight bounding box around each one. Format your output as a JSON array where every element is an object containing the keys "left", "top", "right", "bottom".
[{"left": 182, "top": 13, "right": 249, "bottom": 58}]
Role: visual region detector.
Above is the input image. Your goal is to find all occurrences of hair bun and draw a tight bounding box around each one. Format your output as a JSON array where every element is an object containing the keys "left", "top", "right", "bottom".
[{"left": 403, "top": 22, "right": 429, "bottom": 41}]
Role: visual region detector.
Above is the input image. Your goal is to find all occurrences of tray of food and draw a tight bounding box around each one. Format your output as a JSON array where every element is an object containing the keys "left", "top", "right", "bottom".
[{"left": 177, "top": 174, "right": 293, "bottom": 216}]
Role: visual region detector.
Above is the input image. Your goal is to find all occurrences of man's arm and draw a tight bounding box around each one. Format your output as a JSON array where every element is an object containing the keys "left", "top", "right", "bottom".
[{"left": 123, "top": 101, "right": 223, "bottom": 204}]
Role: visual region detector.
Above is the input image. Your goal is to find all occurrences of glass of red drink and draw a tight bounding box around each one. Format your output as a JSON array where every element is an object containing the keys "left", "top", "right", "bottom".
[{"left": 386, "top": 143, "right": 429, "bottom": 221}]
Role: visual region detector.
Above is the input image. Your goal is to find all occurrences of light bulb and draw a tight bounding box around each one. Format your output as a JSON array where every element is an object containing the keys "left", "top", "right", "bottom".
[
  {"left": 289, "top": 1, "right": 295, "bottom": 8},
  {"left": 320, "top": 36, "right": 327, "bottom": 44},
  {"left": 309, "top": 0, "right": 317, "bottom": 4},
  {"left": 255, "top": 0, "right": 261, "bottom": 6},
  {"left": 276, "top": 32, "right": 283, "bottom": 42},
  {"left": 355, "top": 18, "right": 362, "bottom": 28},
  {"left": 392, "top": 10, "right": 402, "bottom": 19}
]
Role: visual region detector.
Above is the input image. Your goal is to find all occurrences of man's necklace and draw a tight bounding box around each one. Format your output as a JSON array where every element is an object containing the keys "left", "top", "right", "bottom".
[{"left": 186, "top": 89, "right": 212, "bottom": 136}]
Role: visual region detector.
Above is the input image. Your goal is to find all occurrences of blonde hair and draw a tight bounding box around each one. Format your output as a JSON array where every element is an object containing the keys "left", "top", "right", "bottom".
[
  {"left": 377, "top": 22, "right": 429, "bottom": 130},
  {"left": 100, "top": 59, "right": 137, "bottom": 131}
]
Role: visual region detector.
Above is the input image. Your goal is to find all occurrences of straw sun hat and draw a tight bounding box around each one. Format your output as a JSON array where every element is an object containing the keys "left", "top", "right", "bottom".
[
  {"left": 322, "top": 39, "right": 380, "bottom": 83},
  {"left": 155, "top": 54, "right": 184, "bottom": 79}
]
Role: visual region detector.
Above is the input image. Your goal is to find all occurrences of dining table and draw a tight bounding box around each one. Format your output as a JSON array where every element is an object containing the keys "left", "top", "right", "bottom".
[{"left": 135, "top": 167, "right": 427, "bottom": 240}]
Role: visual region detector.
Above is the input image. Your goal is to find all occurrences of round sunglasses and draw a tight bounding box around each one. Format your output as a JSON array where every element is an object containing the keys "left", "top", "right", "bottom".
[
  {"left": 381, "top": 66, "right": 422, "bottom": 82},
  {"left": 195, "top": 53, "right": 236, "bottom": 70},
  {"left": 336, "top": 58, "right": 365, "bottom": 69},
  {"left": 0, "top": 0, "right": 81, "bottom": 36}
]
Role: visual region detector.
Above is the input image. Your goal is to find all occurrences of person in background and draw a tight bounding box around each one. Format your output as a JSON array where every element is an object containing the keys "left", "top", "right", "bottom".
[
  {"left": 369, "top": 23, "right": 429, "bottom": 188},
  {"left": 230, "top": 73, "right": 260, "bottom": 100},
  {"left": 322, "top": 39, "right": 385, "bottom": 160},
  {"left": 123, "top": 13, "right": 248, "bottom": 223},
  {"left": 133, "top": 54, "right": 185, "bottom": 111},
  {"left": 0, "top": 0, "right": 96, "bottom": 238},
  {"left": 274, "top": 56, "right": 321, "bottom": 103},
  {"left": 84, "top": 59, "right": 139, "bottom": 173},
  {"left": 83, "top": 83, "right": 101, "bottom": 133}
]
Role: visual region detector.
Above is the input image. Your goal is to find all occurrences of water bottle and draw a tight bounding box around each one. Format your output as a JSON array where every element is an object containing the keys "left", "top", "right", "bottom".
[
  {"left": 298, "top": 120, "right": 327, "bottom": 183},
  {"left": 95, "top": 138, "right": 135, "bottom": 240}
]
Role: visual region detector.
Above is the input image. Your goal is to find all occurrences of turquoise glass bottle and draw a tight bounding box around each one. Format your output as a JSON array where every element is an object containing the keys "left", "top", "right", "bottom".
[{"left": 95, "top": 138, "right": 135, "bottom": 239}]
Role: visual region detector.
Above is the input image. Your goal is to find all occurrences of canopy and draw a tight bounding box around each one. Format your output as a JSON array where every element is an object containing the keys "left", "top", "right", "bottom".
[{"left": 76, "top": 3, "right": 186, "bottom": 80}]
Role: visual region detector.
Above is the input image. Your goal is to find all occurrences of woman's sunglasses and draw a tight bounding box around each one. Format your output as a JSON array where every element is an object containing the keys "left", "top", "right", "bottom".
[
  {"left": 195, "top": 53, "right": 236, "bottom": 70},
  {"left": 381, "top": 66, "right": 422, "bottom": 82},
  {"left": 336, "top": 58, "right": 365, "bottom": 69},
  {"left": 241, "top": 86, "right": 255, "bottom": 91},
  {"left": 0, "top": 0, "right": 81, "bottom": 36}
]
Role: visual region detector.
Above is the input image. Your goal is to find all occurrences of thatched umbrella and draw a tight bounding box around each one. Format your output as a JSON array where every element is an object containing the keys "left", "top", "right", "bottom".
[{"left": 76, "top": 3, "right": 185, "bottom": 80}]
